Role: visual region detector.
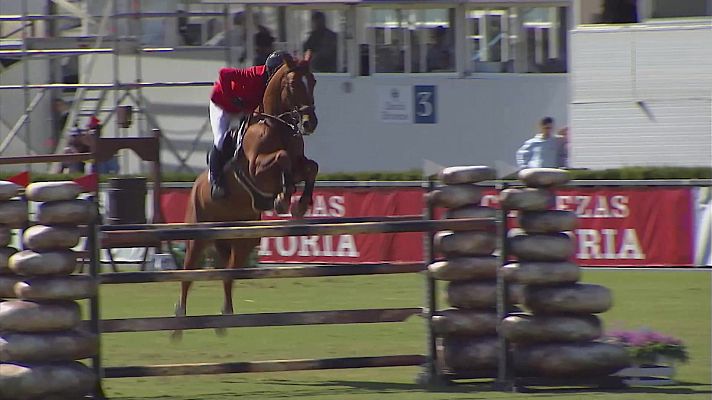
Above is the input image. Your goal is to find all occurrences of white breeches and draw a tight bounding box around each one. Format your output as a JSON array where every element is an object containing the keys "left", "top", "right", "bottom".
[{"left": 209, "top": 100, "right": 244, "bottom": 149}]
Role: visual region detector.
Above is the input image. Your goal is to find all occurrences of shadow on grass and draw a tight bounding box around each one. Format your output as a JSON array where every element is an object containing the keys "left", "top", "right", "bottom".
[
  {"left": 108, "top": 379, "right": 493, "bottom": 400},
  {"left": 251, "top": 378, "right": 712, "bottom": 397},
  {"left": 509, "top": 381, "right": 712, "bottom": 396},
  {"left": 109, "top": 380, "right": 712, "bottom": 399}
]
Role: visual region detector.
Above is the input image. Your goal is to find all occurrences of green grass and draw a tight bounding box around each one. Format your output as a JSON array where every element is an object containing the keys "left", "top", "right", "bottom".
[{"left": 94, "top": 269, "right": 711, "bottom": 400}]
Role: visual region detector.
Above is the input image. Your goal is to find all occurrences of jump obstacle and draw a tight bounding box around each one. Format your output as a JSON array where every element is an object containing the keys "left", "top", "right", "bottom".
[{"left": 0, "top": 146, "right": 631, "bottom": 399}]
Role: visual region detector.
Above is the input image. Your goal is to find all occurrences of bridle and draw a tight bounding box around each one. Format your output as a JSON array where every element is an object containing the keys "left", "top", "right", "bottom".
[
  {"left": 254, "top": 105, "right": 313, "bottom": 137},
  {"left": 258, "top": 63, "right": 316, "bottom": 137}
]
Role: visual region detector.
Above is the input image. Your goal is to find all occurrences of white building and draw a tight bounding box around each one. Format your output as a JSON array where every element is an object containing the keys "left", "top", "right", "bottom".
[{"left": 0, "top": 0, "right": 709, "bottom": 173}]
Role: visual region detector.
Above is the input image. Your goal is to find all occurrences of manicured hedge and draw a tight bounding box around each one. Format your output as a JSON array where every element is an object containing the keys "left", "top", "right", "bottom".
[{"left": 1, "top": 166, "right": 709, "bottom": 183}]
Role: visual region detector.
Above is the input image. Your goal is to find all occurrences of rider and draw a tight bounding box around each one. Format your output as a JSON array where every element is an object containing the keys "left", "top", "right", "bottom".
[{"left": 208, "top": 50, "right": 287, "bottom": 199}]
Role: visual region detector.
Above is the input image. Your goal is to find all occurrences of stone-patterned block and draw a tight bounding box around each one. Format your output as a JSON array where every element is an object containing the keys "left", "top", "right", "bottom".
[
  {"left": 502, "top": 261, "right": 581, "bottom": 285},
  {"left": 519, "top": 210, "right": 577, "bottom": 233},
  {"left": 0, "top": 300, "right": 81, "bottom": 332},
  {"left": 0, "top": 181, "right": 21, "bottom": 201},
  {"left": 0, "top": 226, "right": 10, "bottom": 247},
  {"left": 428, "top": 256, "right": 499, "bottom": 281},
  {"left": 514, "top": 342, "right": 630, "bottom": 377},
  {"left": 0, "top": 330, "right": 98, "bottom": 362},
  {"left": 37, "top": 200, "right": 97, "bottom": 225},
  {"left": 22, "top": 225, "right": 81, "bottom": 251},
  {"left": 24, "top": 181, "right": 81, "bottom": 202},
  {"left": 0, "top": 200, "right": 28, "bottom": 228},
  {"left": 439, "top": 166, "right": 497, "bottom": 185},
  {"left": 435, "top": 231, "right": 497, "bottom": 257},
  {"left": 509, "top": 233, "right": 575, "bottom": 261},
  {"left": 524, "top": 284, "right": 613, "bottom": 314},
  {"left": 501, "top": 314, "right": 602, "bottom": 343},
  {"left": 518, "top": 168, "right": 571, "bottom": 188},
  {"left": 0, "top": 362, "right": 96, "bottom": 400},
  {"left": 426, "top": 185, "right": 482, "bottom": 209},
  {"left": 442, "top": 336, "right": 499, "bottom": 372},
  {"left": 9, "top": 250, "right": 77, "bottom": 276},
  {"left": 432, "top": 309, "right": 498, "bottom": 336},
  {"left": 14, "top": 276, "right": 97, "bottom": 301},
  {"left": 445, "top": 205, "right": 496, "bottom": 220},
  {"left": 0, "top": 276, "right": 23, "bottom": 298},
  {"left": 500, "top": 188, "right": 554, "bottom": 211},
  {"left": 0, "top": 247, "right": 17, "bottom": 274},
  {"left": 508, "top": 283, "right": 525, "bottom": 304},
  {"left": 447, "top": 280, "right": 497, "bottom": 309}
]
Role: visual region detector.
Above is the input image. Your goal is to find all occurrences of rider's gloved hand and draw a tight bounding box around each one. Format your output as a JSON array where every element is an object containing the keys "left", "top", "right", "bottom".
[{"left": 232, "top": 97, "right": 244, "bottom": 107}]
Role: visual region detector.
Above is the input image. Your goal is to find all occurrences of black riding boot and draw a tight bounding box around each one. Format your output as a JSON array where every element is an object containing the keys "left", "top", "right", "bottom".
[{"left": 208, "top": 145, "right": 228, "bottom": 199}]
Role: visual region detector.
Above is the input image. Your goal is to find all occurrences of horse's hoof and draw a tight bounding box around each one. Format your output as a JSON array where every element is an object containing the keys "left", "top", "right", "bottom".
[
  {"left": 274, "top": 194, "right": 290, "bottom": 214},
  {"left": 290, "top": 201, "right": 308, "bottom": 218},
  {"left": 170, "top": 330, "right": 183, "bottom": 342},
  {"left": 174, "top": 303, "right": 186, "bottom": 317},
  {"left": 274, "top": 200, "right": 289, "bottom": 215},
  {"left": 215, "top": 307, "right": 233, "bottom": 337},
  {"left": 252, "top": 196, "right": 275, "bottom": 212}
]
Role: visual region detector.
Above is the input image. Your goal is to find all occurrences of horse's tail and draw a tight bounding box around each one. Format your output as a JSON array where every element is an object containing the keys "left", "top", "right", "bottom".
[{"left": 184, "top": 177, "right": 201, "bottom": 224}]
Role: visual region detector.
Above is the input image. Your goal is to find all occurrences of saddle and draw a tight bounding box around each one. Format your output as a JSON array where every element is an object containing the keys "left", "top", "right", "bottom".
[
  {"left": 221, "top": 115, "right": 276, "bottom": 212},
  {"left": 227, "top": 115, "right": 252, "bottom": 159}
]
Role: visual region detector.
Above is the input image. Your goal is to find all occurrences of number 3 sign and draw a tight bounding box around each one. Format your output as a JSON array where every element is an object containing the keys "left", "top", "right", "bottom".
[{"left": 414, "top": 85, "right": 436, "bottom": 124}]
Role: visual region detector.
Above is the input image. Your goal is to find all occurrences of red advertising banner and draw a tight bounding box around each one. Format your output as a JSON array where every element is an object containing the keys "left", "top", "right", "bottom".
[
  {"left": 481, "top": 187, "right": 693, "bottom": 267},
  {"left": 160, "top": 186, "right": 693, "bottom": 267},
  {"left": 160, "top": 187, "right": 426, "bottom": 264}
]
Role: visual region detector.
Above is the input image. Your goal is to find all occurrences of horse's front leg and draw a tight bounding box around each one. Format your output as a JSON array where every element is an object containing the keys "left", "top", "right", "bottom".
[
  {"left": 254, "top": 150, "right": 293, "bottom": 214},
  {"left": 291, "top": 158, "right": 319, "bottom": 218}
]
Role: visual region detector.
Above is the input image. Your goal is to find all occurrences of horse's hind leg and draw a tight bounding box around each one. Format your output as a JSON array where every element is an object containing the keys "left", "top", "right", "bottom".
[
  {"left": 171, "top": 239, "right": 208, "bottom": 342},
  {"left": 215, "top": 239, "right": 260, "bottom": 337},
  {"left": 214, "top": 240, "right": 232, "bottom": 337}
]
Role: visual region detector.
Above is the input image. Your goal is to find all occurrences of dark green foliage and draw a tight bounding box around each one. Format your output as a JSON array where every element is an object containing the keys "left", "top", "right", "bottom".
[{"left": 2, "top": 166, "right": 710, "bottom": 183}]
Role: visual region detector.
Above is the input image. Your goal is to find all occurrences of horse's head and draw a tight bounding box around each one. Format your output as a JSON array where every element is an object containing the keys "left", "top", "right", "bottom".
[{"left": 263, "top": 51, "right": 318, "bottom": 135}]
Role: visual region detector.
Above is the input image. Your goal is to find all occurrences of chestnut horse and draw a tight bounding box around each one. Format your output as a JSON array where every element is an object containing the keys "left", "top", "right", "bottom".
[{"left": 172, "top": 53, "right": 318, "bottom": 340}]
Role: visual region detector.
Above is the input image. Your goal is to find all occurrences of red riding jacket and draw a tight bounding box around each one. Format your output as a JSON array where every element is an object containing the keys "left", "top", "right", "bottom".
[{"left": 210, "top": 65, "right": 268, "bottom": 114}]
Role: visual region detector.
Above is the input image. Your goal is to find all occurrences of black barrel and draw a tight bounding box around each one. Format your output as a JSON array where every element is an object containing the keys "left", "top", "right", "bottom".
[{"left": 107, "top": 177, "right": 147, "bottom": 225}]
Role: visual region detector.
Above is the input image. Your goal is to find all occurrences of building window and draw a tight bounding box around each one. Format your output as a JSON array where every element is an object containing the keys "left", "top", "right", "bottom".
[
  {"left": 467, "top": 6, "right": 567, "bottom": 73},
  {"left": 285, "top": 9, "right": 347, "bottom": 73},
  {"left": 368, "top": 8, "right": 455, "bottom": 74}
]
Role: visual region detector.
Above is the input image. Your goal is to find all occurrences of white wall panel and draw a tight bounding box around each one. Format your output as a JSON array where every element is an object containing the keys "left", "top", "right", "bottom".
[
  {"left": 570, "top": 30, "right": 633, "bottom": 102},
  {"left": 635, "top": 26, "right": 712, "bottom": 99},
  {"left": 571, "top": 99, "right": 711, "bottom": 167},
  {"left": 571, "top": 20, "right": 712, "bottom": 169}
]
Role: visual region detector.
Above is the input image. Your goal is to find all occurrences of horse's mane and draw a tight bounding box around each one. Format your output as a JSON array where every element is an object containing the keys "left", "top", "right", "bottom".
[
  {"left": 262, "top": 55, "right": 313, "bottom": 115},
  {"left": 263, "top": 61, "right": 292, "bottom": 115}
]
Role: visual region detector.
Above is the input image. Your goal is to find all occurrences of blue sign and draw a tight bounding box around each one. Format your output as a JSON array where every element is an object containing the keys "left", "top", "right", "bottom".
[{"left": 414, "top": 85, "right": 436, "bottom": 124}]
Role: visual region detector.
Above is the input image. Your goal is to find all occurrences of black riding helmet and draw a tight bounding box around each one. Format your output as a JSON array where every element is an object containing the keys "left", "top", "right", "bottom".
[{"left": 265, "top": 50, "right": 288, "bottom": 80}]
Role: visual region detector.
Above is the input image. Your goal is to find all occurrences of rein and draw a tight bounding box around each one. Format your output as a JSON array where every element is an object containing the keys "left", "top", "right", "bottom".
[{"left": 255, "top": 105, "right": 314, "bottom": 137}]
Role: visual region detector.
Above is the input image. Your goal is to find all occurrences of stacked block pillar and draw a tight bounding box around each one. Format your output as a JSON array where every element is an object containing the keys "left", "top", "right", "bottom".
[
  {"left": 427, "top": 166, "right": 502, "bottom": 376},
  {"left": 500, "top": 168, "right": 630, "bottom": 380},
  {"left": 0, "top": 181, "right": 98, "bottom": 400}
]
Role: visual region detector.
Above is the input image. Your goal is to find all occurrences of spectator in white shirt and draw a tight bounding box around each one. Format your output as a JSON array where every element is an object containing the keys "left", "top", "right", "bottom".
[{"left": 516, "top": 117, "right": 568, "bottom": 169}]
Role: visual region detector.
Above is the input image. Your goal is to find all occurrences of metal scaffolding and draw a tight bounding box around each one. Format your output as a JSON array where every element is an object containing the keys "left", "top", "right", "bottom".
[{"left": 0, "top": 0, "right": 241, "bottom": 173}]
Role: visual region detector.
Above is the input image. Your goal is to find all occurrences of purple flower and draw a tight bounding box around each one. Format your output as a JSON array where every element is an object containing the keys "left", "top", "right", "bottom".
[{"left": 603, "top": 328, "right": 688, "bottom": 363}]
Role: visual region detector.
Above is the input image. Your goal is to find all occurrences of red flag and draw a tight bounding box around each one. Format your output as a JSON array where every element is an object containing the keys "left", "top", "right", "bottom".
[
  {"left": 73, "top": 173, "right": 98, "bottom": 192},
  {"left": 7, "top": 171, "right": 30, "bottom": 187}
]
